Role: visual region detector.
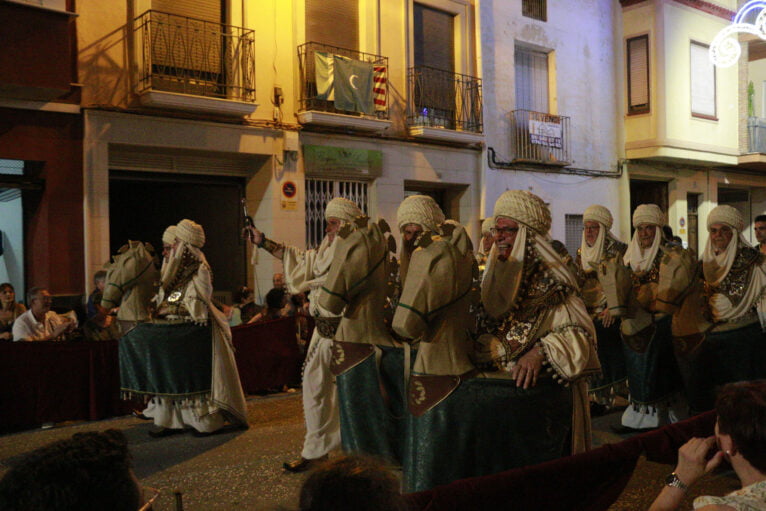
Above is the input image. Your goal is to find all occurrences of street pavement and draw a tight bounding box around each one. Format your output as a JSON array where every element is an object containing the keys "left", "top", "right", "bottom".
[{"left": 0, "top": 393, "right": 740, "bottom": 510}]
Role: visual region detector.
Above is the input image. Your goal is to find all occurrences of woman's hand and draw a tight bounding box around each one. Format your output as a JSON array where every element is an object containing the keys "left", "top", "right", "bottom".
[
  {"left": 674, "top": 436, "right": 725, "bottom": 488},
  {"left": 600, "top": 309, "right": 614, "bottom": 328}
]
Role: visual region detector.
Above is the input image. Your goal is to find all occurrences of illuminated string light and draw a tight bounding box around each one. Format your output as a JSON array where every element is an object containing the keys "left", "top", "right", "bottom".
[{"left": 710, "top": 1, "right": 766, "bottom": 67}]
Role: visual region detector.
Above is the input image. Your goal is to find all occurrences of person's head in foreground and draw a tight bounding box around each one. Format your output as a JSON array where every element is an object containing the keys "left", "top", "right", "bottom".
[
  {"left": 649, "top": 380, "right": 766, "bottom": 511},
  {"left": 0, "top": 429, "right": 146, "bottom": 511},
  {"left": 299, "top": 455, "right": 406, "bottom": 511}
]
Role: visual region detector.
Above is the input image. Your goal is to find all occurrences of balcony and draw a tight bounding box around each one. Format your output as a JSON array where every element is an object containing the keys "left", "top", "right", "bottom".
[
  {"left": 509, "top": 109, "right": 571, "bottom": 166},
  {"left": 406, "top": 66, "right": 483, "bottom": 145},
  {"left": 296, "top": 42, "right": 391, "bottom": 133},
  {"left": 132, "top": 10, "right": 256, "bottom": 117}
]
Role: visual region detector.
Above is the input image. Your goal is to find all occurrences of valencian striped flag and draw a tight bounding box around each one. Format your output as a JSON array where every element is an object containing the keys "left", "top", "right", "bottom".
[{"left": 373, "top": 65, "right": 387, "bottom": 112}]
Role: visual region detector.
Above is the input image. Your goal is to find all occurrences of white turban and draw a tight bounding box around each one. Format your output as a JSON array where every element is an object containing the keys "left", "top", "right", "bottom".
[
  {"left": 397, "top": 195, "right": 445, "bottom": 233},
  {"left": 707, "top": 205, "right": 744, "bottom": 232},
  {"left": 325, "top": 197, "right": 363, "bottom": 224},
  {"left": 493, "top": 190, "right": 551, "bottom": 235},
  {"left": 632, "top": 204, "right": 665, "bottom": 228},
  {"left": 583, "top": 205, "right": 613, "bottom": 230},
  {"left": 481, "top": 217, "right": 494, "bottom": 235},
  {"left": 176, "top": 219, "right": 205, "bottom": 248},
  {"left": 162, "top": 225, "right": 177, "bottom": 245}
]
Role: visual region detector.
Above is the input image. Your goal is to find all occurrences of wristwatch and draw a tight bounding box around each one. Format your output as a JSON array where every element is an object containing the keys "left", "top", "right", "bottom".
[{"left": 665, "top": 472, "right": 688, "bottom": 492}]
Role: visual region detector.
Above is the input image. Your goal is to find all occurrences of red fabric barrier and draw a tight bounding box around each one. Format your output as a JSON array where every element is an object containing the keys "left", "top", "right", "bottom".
[
  {"left": 231, "top": 317, "right": 303, "bottom": 393},
  {"left": 404, "top": 411, "right": 716, "bottom": 511},
  {"left": 0, "top": 318, "right": 306, "bottom": 432},
  {"left": 0, "top": 340, "right": 132, "bottom": 433}
]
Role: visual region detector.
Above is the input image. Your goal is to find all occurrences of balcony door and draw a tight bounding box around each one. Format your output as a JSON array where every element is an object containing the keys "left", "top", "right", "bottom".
[
  {"left": 413, "top": 3, "right": 456, "bottom": 128},
  {"left": 515, "top": 46, "right": 548, "bottom": 113}
]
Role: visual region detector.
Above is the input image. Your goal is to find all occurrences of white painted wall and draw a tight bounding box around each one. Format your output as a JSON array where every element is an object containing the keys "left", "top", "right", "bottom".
[
  {"left": 0, "top": 196, "right": 24, "bottom": 295},
  {"left": 479, "top": 0, "right": 623, "bottom": 242}
]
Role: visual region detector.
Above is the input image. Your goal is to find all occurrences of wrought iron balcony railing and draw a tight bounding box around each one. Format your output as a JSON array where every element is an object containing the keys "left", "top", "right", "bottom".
[
  {"left": 133, "top": 10, "right": 255, "bottom": 102},
  {"left": 510, "top": 109, "right": 571, "bottom": 165},
  {"left": 297, "top": 42, "right": 389, "bottom": 119},
  {"left": 407, "top": 66, "right": 483, "bottom": 133}
]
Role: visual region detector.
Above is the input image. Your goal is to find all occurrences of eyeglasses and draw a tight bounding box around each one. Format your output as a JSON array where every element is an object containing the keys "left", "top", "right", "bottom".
[
  {"left": 138, "top": 486, "right": 161, "bottom": 511},
  {"left": 490, "top": 227, "right": 519, "bottom": 235}
]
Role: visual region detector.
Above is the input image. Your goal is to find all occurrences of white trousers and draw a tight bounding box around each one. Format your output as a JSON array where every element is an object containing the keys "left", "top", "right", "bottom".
[
  {"left": 143, "top": 398, "right": 225, "bottom": 433},
  {"left": 300, "top": 333, "right": 341, "bottom": 459}
]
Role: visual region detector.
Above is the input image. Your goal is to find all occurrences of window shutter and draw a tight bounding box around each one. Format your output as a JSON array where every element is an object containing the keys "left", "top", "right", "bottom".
[
  {"left": 152, "top": 0, "right": 221, "bottom": 22},
  {"left": 565, "top": 214, "right": 583, "bottom": 260},
  {"left": 691, "top": 42, "right": 716, "bottom": 118},
  {"left": 413, "top": 3, "right": 454, "bottom": 71},
  {"left": 628, "top": 36, "right": 649, "bottom": 113},
  {"left": 515, "top": 46, "right": 549, "bottom": 113},
  {"left": 306, "top": 0, "right": 358, "bottom": 50}
]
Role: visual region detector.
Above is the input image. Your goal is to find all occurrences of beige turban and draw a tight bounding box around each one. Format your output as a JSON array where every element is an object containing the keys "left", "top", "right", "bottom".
[
  {"left": 325, "top": 197, "right": 363, "bottom": 224},
  {"left": 162, "top": 225, "right": 177, "bottom": 245},
  {"left": 707, "top": 205, "right": 744, "bottom": 232},
  {"left": 583, "top": 205, "right": 613, "bottom": 230},
  {"left": 481, "top": 217, "right": 494, "bottom": 235},
  {"left": 493, "top": 190, "right": 551, "bottom": 235},
  {"left": 397, "top": 195, "right": 445, "bottom": 232},
  {"left": 632, "top": 204, "right": 665, "bottom": 227},
  {"left": 176, "top": 219, "right": 205, "bottom": 248}
]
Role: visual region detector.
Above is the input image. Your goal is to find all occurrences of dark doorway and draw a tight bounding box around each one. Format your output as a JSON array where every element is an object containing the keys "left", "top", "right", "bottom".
[
  {"left": 109, "top": 170, "right": 246, "bottom": 296},
  {"left": 630, "top": 179, "right": 668, "bottom": 219}
]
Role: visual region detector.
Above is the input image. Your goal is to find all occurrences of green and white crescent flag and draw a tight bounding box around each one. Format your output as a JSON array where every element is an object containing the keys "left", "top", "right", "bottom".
[
  {"left": 315, "top": 51, "right": 335, "bottom": 101},
  {"left": 333, "top": 55, "right": 374, "bottom": 115}
]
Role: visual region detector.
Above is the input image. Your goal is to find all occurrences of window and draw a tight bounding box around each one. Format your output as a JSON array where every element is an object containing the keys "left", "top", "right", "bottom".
[
  {"left": 690, "top": 41, "right": 716, "bottom": 119},
  {"left": 305, "top": 178, "right": 368, "bottom": 249},
  {"left": 515, "top": 46, "right": 549, "bottom": 113},
  {"left": 522, "top": 0, "right": 546, "bottom": 22},
  {"left": 627, "top": 35, "right": 650, "bottom": 114},
  {"left": 564, "top": 214, "right": 583, "bottom": 259},
  {"left": 306, "top": 0, "right": 358, "bottom": 50}
]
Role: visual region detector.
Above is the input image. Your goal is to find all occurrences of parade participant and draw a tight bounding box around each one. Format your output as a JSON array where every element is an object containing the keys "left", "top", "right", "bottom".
[
  {"left": 617, "top": 204, "right": 685, "bottom": 432},
  {"left": 480, "top": 190, "right": 600, "bottom": 454},
  {"left": 475, "top": 217, "right": 494, "bottom": 270},
  {"left": 396, "top": 195, "right": 445, "bottom": 287},
  {"left": 755, "top": 214, "right": 766, "bottom": 256},
  {"left": 121, "top": 219, "right": 248, "bottom": 437},
  {"left": 575, "top": 205, "right": 629, "bottom": 411},
  {"left": 682, "top": 205, "right": 766, "bottom": 412},
  {"left": 246, "top": 197, "right": 363, "bottom": 473}
]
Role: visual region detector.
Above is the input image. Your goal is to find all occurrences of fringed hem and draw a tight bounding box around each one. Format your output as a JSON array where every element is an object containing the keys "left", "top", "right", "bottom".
[
  {"left": 120, "top": 390, "right": 212, "bottom": 409},
  {"left": 626, "top": 391, "right": 685, "bottom": 414}
]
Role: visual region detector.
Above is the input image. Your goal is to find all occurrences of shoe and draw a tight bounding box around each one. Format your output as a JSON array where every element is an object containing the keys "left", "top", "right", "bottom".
[
  {"left": 283, "top": 454, "right": 328, "bottom": 473},
  {"left": 610, "top": 424, "right": 657, "bottom": 435},
  {"left": 192, "top": 428, "right": 225, "bottom": 438},
  {"left": 132, "top": 409, "right": 151, "bottom": 420},
  {"left": 148, "top": 428, "right": 184, "bottom": 438}
]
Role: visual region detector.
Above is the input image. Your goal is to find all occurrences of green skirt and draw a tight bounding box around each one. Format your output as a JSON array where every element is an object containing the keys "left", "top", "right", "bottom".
[
  {"left": 119, "top": 322, "right": 212, "bottom": 401},
  {"left": 335, "top": 345, "right": 407, "bottom": 465},
  {"left": 403, "top": 376, "right": 572, "bottom": 493}
]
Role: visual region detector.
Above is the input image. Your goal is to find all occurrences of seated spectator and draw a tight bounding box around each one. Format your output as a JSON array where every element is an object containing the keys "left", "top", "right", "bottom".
[
  {"left": 298, "top": 455, "right": 406, "bottom": 511},
  {"left": 248, "top": 287, "right": 287, "bottom": 324},
  {"left": 0, "top": 429, "right": 146, "bottom": 511},
  {"left": 13, "top": 287, "right": 75, "bottom": 341},
  {"left": 233, "top": 285, "right": 259, "bottom": 325},
  {"left": 86, "top": 270, "right": 108, "bottom": 319},
  {"left": 649, "top": 381, "right": 766, "bottom": 510},
  {"left": 0, "top": 283, "right": 25, "bottom": 341},
  {"left": 273, "top": 272, "right": 286, "bottom": 290}
]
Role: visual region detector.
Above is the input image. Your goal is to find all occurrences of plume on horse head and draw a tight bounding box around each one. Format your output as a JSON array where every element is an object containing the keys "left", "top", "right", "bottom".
[{"left": 102, "top": 240, "right": 160, "bottom": 322}]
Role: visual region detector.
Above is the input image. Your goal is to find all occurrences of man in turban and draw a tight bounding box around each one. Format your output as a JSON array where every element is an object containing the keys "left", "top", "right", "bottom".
[
  {"left": 682, "top": 205, "right": 766, "bottom": 411},
  {"left": 481, "top": 190, "right": 600, "bottom": 454},
  {"left": 123, "top": 219, "right": 248, "bottom": 437},
  {"left": 396, "top": 195, "right": 446, "bottom": 288},
  {"left": 575, "top": 205, "right": 629, "bottom": 413},
  {"left": 617, "top": 204, "right": 685, "bottom": 432},
  {"left": 475, "top": 217, "right": 495, "bottom": 270},
  {"left": 246, "top": 197, "right": 363, "bottom": 472}
]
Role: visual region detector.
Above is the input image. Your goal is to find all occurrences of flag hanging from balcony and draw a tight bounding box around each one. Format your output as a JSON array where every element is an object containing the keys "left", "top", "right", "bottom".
[
  {"left": 373, "top": 65, "right": 387, "bottom": 112},
  {"left": 315, "top": 51, "right": 335, "bottom": 101},
  {"left": 333, "top": 56, "right": 374, "bottom": 115}
]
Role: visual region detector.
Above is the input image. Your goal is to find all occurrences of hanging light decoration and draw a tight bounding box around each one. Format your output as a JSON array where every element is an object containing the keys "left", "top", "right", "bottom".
[{"left": 710, "top": 1, "right": 766, "bottom": 67}]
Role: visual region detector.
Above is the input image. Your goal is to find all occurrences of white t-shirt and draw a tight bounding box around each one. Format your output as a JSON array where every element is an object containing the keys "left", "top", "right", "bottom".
[{"left": 12, "top": 309, "right": 66, "bottom": 341}]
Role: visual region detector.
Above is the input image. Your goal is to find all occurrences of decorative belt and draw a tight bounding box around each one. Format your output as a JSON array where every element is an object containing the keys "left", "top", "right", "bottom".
[
  {"left": 314, "top": 316, "right": 341, "bottom": 338},
  {"left": 712, "top": 311, "right": 759, "bottom": 333}
]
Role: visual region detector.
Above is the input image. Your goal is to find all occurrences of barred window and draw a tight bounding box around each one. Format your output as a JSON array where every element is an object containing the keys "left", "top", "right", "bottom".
[
  {"left": 564, "top": 214, "right": 583, "bottom": 259},
  {"left": 305, "top": 178, "right": 368, "bottom": 249},
  {"left": 522, "top": 0, "right": 546, "bottom": 22}
]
